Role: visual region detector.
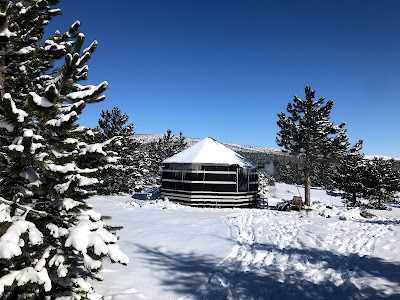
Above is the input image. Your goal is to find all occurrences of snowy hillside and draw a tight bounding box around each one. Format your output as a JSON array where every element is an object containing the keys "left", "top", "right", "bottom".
[
  {"left": 134, "top": 133, "right": 282, "bottom": 155},
  {"left": 89, "top": 183, "right": 400, "bottom": 300},
  {"left": 134, "top": 134, "right": 399, "bottom": 161}
]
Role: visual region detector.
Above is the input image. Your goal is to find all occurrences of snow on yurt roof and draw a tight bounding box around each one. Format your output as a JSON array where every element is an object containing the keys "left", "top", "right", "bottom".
[{"left": 163, "top": 137, "right": 257, "bottom": 167}]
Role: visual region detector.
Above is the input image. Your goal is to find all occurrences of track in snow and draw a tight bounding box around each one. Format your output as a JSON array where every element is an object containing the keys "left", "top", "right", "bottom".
[{"left": 197, "top": 210, "right": 400, "bottom": 300}]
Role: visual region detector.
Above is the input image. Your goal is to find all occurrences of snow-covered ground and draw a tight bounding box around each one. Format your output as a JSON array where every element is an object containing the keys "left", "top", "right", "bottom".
[{"left": 89, "top": 183, "right": 400, "bottom": 300}]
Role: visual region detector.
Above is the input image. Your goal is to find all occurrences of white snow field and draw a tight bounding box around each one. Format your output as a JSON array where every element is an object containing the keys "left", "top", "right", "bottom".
[{"left": 89, "top": 183, "right": 400, "bottom": 300}]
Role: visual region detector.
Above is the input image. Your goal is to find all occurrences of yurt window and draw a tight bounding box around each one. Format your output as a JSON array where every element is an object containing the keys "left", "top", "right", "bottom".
[{"left": 237, "top": 168, "right": 250, "bottom": 192}]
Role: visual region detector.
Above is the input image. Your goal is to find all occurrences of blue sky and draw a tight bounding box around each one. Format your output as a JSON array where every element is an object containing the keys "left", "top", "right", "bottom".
[{"left": 47, "top": 0, "right": 399, "bottom": 157}]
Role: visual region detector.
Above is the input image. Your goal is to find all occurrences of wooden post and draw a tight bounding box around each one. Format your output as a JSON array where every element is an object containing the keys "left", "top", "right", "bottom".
[{"left": 236, "top": 168, "right": 239, "bottom": 193}]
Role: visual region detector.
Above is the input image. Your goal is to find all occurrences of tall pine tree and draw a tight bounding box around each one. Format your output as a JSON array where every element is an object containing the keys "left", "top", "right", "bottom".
[
  {"left": 0, "top": 1, "right": 128, "bottom": 298},
  {"left": 277, "top": 86, "right": 349, "bottom": 206},
  {"left": 331, "top": 140, "right": 366, "bottom": 207},
  {"left": 96, "top": 107, "right": 144, "bottom": 194}
]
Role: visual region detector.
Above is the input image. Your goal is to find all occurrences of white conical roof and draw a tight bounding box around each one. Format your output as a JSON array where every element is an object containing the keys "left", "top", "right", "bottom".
[{"left": 163, "top": 137, "right": 256, "bottom": 167}]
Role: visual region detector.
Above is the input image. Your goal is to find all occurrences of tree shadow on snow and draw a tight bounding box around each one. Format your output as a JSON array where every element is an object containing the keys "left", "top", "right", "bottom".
[
  {"left": 132, "top": 244, "right": 221, "bottom": 297},
  {"left": 234, "top": 244, "right": 400, "bottom": 300},
  {"left": 355, "top": 219, "right": 400, "bottom": 225},
  {"left": 134, "top": 243, "right": 400, "bottom": 300}
]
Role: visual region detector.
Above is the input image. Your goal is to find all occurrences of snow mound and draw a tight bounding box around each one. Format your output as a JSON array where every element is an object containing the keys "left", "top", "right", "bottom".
[
  {"left": 313, "top": 203, "right": 365, "bottom": 220},
  {"left": 128, "top": 197, "right": 175, "bottom": 209}
]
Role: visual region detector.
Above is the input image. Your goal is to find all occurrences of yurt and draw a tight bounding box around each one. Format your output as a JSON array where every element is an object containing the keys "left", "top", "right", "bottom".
[{"left": 160, "top": 137, "right": 258, "bottom": 208}]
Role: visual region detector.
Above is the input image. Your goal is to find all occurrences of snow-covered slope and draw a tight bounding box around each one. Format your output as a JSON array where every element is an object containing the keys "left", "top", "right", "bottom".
[
  {"left": 365, "top": 155, "right": 400, "bottom": 160},
  {"left": 134, "top": 133, "right": 281, "bottom": 155},
  {"left": 89, "top": 183, "right": 400, "bottom": 300},
  {"left": 134, "top": 134, "right": 399, "bottom": 160}
]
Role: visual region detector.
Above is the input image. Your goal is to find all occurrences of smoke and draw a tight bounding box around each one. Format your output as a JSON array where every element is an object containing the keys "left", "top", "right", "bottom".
[{"left": 264, "top": 162, "right": 275, "bottom": 177}]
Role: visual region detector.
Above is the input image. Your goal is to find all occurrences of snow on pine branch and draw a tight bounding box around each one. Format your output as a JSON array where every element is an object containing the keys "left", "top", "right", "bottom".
[
  {"left": 45, "top": 162, "right": 98, "bottom": 174},
  {"left": 66, "top": 82, "right": 108, "bottom": 101},
  {"left": 29, "top": 92, "right": 54, "bottom": 107},
  {"left": 44, "top": 39, "right": 67, "bottom": 51},
  {"left": 0, "top": 204, "right": 11, "bottom": 222},
  {"left": 0, "top": 28, "right": 16, "bottom": 38},
  {"left": 0, "top": 0, "right": 13, "bottom": 41},
  {"left": 65, "top": 220, "right": 129, "bottom": 269},
  {"left": 0, "top": 198, "right": 60, "bottom": 222},
  {"left": 46, "top": 111, "right": 77, "bottom": 127},
  {"left": 79, "top": 209, "right": 101, "bottom": 222},
  {"left": 83, "top": 40, "right": 98, "bottom": 54},
  {"left": 49, "top": 198, "right": 83, "bottom": 212},
  {"left": 63, "top": 138, "right": 78, "bottom": 144},
  {"left": 46, "top": 101, "right": 88, "bottom": 127},
  {"left": 78, "top": 137, "right": 118, "bottom": 157},
  {"left": 0, "top": 268, "right": 51, "bottom": 296},
  {"left": 0, "top": 220, "right": 43, "bottom": 259},
  {"left": 0, "top": 198, "right": 127, "bottom": 281},
  {"left": 17, "top": 46, "right": 35, "bottom": 55},
  {"left": 8, "top": 129, "right": 44, "bottom": 153},
  {"left": 4, "top": 94, "right": 28, "bottom": 122},
  {"left": 54, "top": 174, "right": 98, "bottom": 194},
  {"left": 58, "top": 100, "right": 85, "bottom": 113}
]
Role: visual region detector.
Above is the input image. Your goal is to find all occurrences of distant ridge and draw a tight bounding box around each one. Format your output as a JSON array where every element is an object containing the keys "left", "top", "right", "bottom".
[
  {"left": 133, "top": 134, "right": 399, "bottom": 161},
  {"left": 365, "top": 155, "right": 400, "bottom": 161},
  {"left": 133, "top": 133, "right": 282, "bottom": 155}
]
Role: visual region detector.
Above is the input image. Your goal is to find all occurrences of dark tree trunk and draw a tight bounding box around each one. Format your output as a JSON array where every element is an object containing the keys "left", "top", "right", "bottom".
[
  {"left": 304, "top": 169, "right": 311, "bottom": 206},
  {"left": 0, "top": 54, "right": 4, "bottom": 99},
  {"left": 0, "top": 0, "right": 10, "bottom": 99}
]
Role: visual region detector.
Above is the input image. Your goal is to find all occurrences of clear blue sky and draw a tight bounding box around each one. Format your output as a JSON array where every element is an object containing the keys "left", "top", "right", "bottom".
[{"left": 47, "top": 0, "right": 399, "bottom": 157}]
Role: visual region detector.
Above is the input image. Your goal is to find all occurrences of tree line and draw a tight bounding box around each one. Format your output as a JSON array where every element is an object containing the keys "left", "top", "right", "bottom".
[{"left": 94, "top": 107, "right": 186, "bottom": 195}]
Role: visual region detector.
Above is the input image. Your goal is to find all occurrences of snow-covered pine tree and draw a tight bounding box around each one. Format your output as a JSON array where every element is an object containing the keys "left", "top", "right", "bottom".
[
  {"left": 157, "top": 129, "right": 187, "bottom": 160},
  {"left": 0, "top": 0, "right": 72, "bottom": 199},
  {"left": 0, "top": 1, "right": 128, "bottom": 299},
  {"left": 144, "top": 129, "right": 187, "bottom": 186},
  {"left": 258, "top": 170, "right": 275, "bottom": 196},
  {"left": 363, "top": 157, "right": 400, "bottom": 209},
  {"left": 97, "top": 107, "right": 133, "bottom": 141},
  {"left": 96, "top": 107, "right": 144, "bottom": 194},
  {"left": 330, "top": 140, "right": 366, "bottom": 207},
  {"left": 277, "top": 86, "right": 349, "bottom": 206}
]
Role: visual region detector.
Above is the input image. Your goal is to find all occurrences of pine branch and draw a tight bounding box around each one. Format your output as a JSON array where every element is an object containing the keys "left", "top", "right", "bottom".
[{"left": 0, "top": 197, "right": 67, "bottom": 225}]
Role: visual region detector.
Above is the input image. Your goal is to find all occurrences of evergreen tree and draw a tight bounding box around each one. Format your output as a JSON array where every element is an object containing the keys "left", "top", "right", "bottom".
[
  {"left": 331, "top": 140, "right": 366, "bottom": 207},
  {"left": 154, "top": 129, "right": 186, "bottom": 160},
  {"left": 144, "top": 129, "right": 187, "bottom": 185},
  {"left": 0, "top": 2, "right": 127, "bottom": 298},
  {"left": 277, "top": 86, "right": 349, "bottom": 206},
  {"left": 96, "top": 107, "right": 144, "bottom": 194},
  {"left": 258, "top": 170, "right": 275, "bottom": 196},
  {"left": 97, "top": 107, "right": 133, "bottom": 141},
  {"left": 363, "top": 157, "right": 400, "bottom": 209},
  {"left": 331, "top": 143, "right": 400, "bottom": 210}
]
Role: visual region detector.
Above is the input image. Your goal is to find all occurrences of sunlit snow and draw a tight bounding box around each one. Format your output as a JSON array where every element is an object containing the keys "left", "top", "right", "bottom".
[{"left": 88, "top": 183, "right": 400, "bottom": 300}]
